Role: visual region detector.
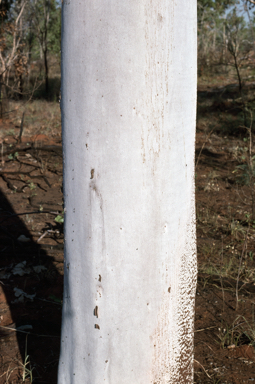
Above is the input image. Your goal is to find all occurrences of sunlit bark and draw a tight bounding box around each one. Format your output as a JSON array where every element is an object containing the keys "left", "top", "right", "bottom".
[{"left": 59, "top": 1, "right": 197, "bottom": 383}]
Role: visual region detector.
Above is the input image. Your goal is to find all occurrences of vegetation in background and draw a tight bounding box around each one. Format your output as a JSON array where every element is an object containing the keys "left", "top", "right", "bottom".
[{"left": 0, "top": 0, "right": 61, "bottom": 107}]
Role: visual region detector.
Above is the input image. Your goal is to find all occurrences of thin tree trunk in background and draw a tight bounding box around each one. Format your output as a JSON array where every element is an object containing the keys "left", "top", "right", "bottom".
[
  {"left": 44, "top": 46, "right": 49, "bottom": 95},
  {"left": 0, "top": 80, "right": 8, "bottom": 119},
  {"left": 58, "top": 1, "right": 197, "bottom": 383},
  {"left": 43, "top": 0, "right": 50, "bottom": 96}
]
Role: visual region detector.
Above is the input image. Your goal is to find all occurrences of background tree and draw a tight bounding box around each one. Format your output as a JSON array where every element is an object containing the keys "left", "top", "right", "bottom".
[
  {"left": 0, "top": 0, "right": 27, "bottom": 114},
  {"left": 0, "top": 0, "right": 61, "bottom": 104},
  {"left": 225, "top": 8, "right": 253, "bottom": 125},
  {"left": 197, "top": 0, "right": 235, "bottom": 75},
  {"left": 28, "top": 0, "right": 61, "bottom": 96},
  {"left": 58, "top": 1, "right": 197, "bottom": 383}
]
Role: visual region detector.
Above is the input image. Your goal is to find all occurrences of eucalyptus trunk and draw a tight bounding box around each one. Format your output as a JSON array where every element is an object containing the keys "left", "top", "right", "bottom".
[{"left": 58, "top": 1, "right": 197, "bottom": 383}]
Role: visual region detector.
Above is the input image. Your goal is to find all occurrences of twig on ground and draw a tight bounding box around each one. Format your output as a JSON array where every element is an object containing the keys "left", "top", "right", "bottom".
[
  {"left": 0, "top": 210, "right": 60, "bottom": 225},
  {"left": 194, "top": 359, "right": 212, "bottom": 378},
  {"left": 195, "top": 326, "right": 218, "bottom": 333},
  {"left": 37, "top": 231, "right": 48, "bottom": 243},
  {"left": 0, "top": 325, "right": 60, "bottom": 338}
]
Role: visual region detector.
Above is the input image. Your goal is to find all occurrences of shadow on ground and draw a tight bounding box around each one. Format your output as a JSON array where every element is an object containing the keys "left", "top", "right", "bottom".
[{"left": 0, "top": 134, "right": 64, "bottom": 383}]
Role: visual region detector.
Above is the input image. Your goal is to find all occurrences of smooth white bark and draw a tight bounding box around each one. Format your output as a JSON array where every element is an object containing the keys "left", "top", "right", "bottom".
[{"left": 59, "top": 1, "right": 197, "bottom": 383}]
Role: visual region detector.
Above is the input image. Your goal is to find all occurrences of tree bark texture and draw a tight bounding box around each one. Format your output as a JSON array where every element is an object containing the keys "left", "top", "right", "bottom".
[{"left": 58, "top": 1, "right": 197, "bottom": 383}]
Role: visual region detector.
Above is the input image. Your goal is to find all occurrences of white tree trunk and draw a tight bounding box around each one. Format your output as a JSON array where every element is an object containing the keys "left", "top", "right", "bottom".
[{"left": 58, "top": 1, "right": 197, "bottom": 383}]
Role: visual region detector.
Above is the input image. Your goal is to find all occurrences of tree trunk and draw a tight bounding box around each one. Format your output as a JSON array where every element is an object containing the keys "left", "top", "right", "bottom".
[
  {"left": 44, "top": 46, "right": 49, "bottom": 96},
  {"left": 58, "top": 1, "right": 197, "bottom": 383},
  {"left": 0, "top": 80, "right": 9, "bottom": 120}
]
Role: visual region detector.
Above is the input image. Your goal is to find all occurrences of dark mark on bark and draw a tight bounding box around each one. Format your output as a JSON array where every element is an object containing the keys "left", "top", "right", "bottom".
[{"left": 94, "top": 306, "right": 98, "bottom": 318}]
